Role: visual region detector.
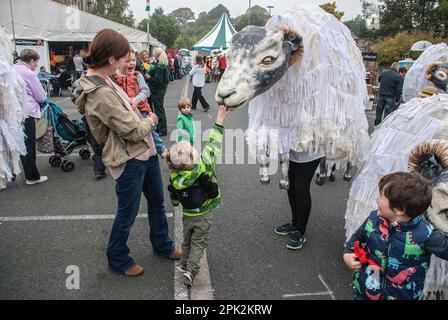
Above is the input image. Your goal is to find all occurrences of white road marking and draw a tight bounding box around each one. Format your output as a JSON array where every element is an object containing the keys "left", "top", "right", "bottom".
[
  {"left": 283, "top": 274, "right": 336, "bottom": 300},
  {"left": 318, "top": 274, "right": 336, "bottom": 300},
  {"left": 0, "top": 213, "right": 174, "bottom": 222},
  {"left": 283, "top": 292, "right": 334, "bottom": 298},
  {"left": 174, "top": 206, "right": 189, "bottom": 300}
]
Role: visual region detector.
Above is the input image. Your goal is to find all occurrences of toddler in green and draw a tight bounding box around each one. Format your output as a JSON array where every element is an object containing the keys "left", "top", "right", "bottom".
[{"left": 176, "top": 97, "right": 196, "bottom": 144}]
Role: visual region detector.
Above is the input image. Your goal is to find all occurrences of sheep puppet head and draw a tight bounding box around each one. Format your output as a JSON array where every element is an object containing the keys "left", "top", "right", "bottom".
[{"left": 215, "top": 25, "right": 303, "bottom": 108}]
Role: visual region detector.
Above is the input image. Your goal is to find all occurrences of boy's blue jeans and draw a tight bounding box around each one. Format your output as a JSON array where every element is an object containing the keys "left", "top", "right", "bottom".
[{"left": 107, "top": 156, "right": 174, "bottom": 273}]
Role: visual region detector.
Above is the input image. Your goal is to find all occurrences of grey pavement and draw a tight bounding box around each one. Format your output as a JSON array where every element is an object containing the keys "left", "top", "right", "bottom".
[{"left": 0, "top": 79, "right": 376, "bottom": 300}]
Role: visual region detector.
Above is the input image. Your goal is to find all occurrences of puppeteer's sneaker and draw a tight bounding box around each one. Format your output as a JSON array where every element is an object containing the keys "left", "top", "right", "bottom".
[
  {"left": 275, "top": 223, "right": 297, "bottom": 236},
  {"left": 26, "top": 176, "right": 48, "bottom": 185},
  {"left": 286, "top": 231, "right": 307, "bottom": 250}
]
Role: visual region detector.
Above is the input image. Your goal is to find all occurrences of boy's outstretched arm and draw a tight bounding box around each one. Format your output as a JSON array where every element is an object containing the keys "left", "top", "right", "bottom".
[{"left": 201, "top": 105, "right": 231, "bottom": 171}]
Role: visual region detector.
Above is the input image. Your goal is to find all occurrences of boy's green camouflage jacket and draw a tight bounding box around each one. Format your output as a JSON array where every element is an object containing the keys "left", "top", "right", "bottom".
[{"left": 169, "top": 123, "right": 223, "bottom": 216}]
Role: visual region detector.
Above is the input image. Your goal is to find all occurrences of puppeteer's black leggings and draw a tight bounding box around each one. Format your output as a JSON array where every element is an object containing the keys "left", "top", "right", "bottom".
[{"left": 287, "top": 158, "right": 322, "bottom": 235}]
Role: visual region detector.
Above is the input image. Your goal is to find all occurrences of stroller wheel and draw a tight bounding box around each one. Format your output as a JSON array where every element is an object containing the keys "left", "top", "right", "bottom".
[
  {"left": 62, "top": 161, "right": 75, "bottom": 172},
  {"left": 79, "top": 149, "right": 91, "bottom": 160},
  {"left": 49, "top": 156, "right": 62, "bottom": 167}
]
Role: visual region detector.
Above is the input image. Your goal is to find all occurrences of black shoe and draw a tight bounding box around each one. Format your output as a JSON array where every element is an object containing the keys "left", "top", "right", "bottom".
[
  {"left": 95, "top": 171, "right": 107, "bottom": 179},
  {"left": 203, "top": 107, "right": 210, "bottom": 112},
  {"left": 286, "top": 231, "right": 307, "bottom": 250},
  {"left": 275, "top": 223, "right": 297, "bottom": 236}
]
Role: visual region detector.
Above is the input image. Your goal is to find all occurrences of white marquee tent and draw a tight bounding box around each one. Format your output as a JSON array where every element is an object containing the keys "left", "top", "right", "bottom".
[{"left": 0, "top": 0, "right": 165, "bottom": 50}]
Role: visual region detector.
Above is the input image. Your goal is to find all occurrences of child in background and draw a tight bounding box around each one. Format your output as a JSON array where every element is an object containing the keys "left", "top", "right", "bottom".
[
  {"left": 343, "top": 172, "right": 448, "bottom": 300},
  {"left": 167, "top": 105, "right": 231, "bottom": 287},
  {"left": 114, "top": 50, "right": 168, "bottom": 158},
  {"left": 176, "top": 97, "right": 195, "bottom": 145}
]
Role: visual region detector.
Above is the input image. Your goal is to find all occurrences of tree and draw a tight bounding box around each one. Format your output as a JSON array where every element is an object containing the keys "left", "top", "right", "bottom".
[
  {"left": 92, "top": 0, "right": 135, "bottom": 27},
  {"left": 137, "top": 7, "right": 180, "bottom": 48},
  {"left": 319, "top": 2, "right": 344, "bottom": 20},
  {"left": 207, "top": 4, "right": 230, "bottom": 20},
  {"left": 169, "top": 8, "right": 195, "bottom": 26},
  {"left": 361, "top": 0, "right": 445, "bottom": 37},
  {"left": 344, "top": 15, "right": 377, "bottom": 38},
  {"left": 174, "top": 32, "right": 197, "bottom": 50},
  {"left": 235, "top": 5, "right": 269, "bottom": 31},
  {"left": 376, "top": 31, "right": 444, "bottom": 66}
]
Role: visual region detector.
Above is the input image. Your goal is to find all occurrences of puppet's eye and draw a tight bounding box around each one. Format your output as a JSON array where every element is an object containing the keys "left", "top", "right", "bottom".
[
  {"left": 436, "top": 70, "right": 447, "bottom": 80},
  {"left": 261, "top": 56, "right": 275, "bottom": 65}
]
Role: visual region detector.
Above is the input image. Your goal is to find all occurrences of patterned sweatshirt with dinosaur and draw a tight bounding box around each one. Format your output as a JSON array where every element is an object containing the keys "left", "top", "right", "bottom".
[
  {"left": 169, "top": 123, "right": 223, "bottom": 216},
  {"left": 344, "top": 210, "right": 448, "bottom": 300}
]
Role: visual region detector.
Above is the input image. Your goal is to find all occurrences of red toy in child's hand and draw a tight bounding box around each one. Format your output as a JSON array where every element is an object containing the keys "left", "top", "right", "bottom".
[{"left": 354, "top": 241, "right": 382, "bottom": 270}]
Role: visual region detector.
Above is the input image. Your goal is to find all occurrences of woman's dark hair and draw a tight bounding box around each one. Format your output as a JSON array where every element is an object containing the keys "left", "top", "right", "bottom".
[
  {"left": 84, "top": 29, "right": 130, "bottom": 69},
  {"left": 379, "top": 172, "right": 432, "bottom": 218},
  {"left": 19, "top": 49, "right": 40, "bottom": 62},
  {"left": 196, "top": 55, "right": 204, "bottom": 65}
]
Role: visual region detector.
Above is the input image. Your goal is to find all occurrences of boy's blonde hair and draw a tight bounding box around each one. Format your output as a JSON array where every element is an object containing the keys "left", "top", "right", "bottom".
[
  {"left": 167, "top": 141, "right": 199, "bottom": 171},
  {"left": 178, "top": 97, "right": 192, "bottom": 112}
]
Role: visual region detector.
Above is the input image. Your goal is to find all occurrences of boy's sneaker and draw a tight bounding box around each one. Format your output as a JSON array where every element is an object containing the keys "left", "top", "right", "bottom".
[
  {"left": 275, "top": 223, "right": 297, "bottom": 236},
  {"left": 175, "top": 263, "right": 187, "bottom": 273},
  {"left": 182, "top": 271, "right": 194, "bottom": 287},
  {"left": 26, "top": 176, "right": 48, "bottom": 185},
  {"left": 286, "top": 231, "right": 307, "bottom": 250}
]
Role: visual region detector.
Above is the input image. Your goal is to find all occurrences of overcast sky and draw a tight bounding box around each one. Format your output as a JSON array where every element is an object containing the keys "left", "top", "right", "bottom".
[{"left": 129, "top": 0, "right": 363, "bottom": 23}]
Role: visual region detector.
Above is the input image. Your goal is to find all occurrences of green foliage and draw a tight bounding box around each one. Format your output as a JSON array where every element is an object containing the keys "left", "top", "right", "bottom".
[
  {"left": 136, "top": 4, "right": 237, "bottom": 49},
  {"left": 319, "top": 2, "right": 344, "bottom": 20},
  {"left": 362, "top": 0, "right": 448, "bottom": 37},
  {"left": 169, "top": 8, "right": 195, "bottom": 25},
  {"left": 344, "top": 15, "right": 377, "bottom": 38},
  {"left": 174, "top": 33, "right": 197, "bottom": 50},
  {"left": 137, "top": 7, "right": 180, "bottom": 48},
  {"left": 376, "top": 31, "right": 445, "bottom": 66},
  {"left": 235, "top": 5, "right": 269, "bottom": 31},
  {"left": 92, "top": 0, "right": 135, "bottom": 27}
]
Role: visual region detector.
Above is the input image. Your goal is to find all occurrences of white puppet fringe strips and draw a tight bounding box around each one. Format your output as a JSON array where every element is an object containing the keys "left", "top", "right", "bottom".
[
  {"left": 403, "top": 43, "right": 448, "bottom": 103},
  {"left": 246, "top": 4, "right": 369, "bottom": 167},
  {"left": 344, "top": 94, "right": 448, "bottom": 300},
  {"left": 0, "top": 30, "right": 27, "bottom": 189}
]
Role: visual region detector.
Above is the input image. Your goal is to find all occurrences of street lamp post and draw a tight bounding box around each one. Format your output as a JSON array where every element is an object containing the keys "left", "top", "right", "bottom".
[
  {"left": 248, "top": 0, "right": 252, "bottom": 25},
  {"left": 267, "top": 5, "right": 274, "bottom": 17},
  {"left": 9, "top": 0, "right": 16, "bottom": 52}
]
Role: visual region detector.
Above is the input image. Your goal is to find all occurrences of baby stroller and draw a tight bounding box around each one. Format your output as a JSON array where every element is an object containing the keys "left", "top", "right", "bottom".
[{"left": 38, "top": 99, "right": 91, "bottom": 172}]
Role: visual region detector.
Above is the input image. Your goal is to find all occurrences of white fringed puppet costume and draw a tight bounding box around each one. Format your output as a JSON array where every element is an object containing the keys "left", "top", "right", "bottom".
[
  {"left": 344, "top": 43, "right": 448, "bottom": 299},
  {"left": 0, "top": 30, "right": 27, "bottom": 189},
  {"left": 403, "top": 43, "right": 448, "bottom": 102},
  {"left": 216, "top": 4, "right": 369, "bottom": 188}
]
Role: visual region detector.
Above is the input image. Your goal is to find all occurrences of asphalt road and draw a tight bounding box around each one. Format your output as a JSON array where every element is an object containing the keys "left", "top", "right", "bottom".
[{"left": 0, "top": 80, "right": 376, "bottom": 300}]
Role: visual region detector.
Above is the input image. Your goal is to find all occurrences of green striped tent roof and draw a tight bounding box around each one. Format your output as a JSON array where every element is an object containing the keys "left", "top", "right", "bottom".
[{"left": 192, "top": 12, "right": 237, "bottom": 52}]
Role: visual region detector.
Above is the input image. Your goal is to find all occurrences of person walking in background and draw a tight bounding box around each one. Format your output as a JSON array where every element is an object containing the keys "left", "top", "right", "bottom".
[
  {"left": 218, "top": 53, "right": 227, "bottom": 81},
  {"left": 395, "top": 67, "right": 408, "bottom": 109},
  {"left": 174, "top": 54, "right": 181, "bottom": 80},
  {"left": 190, "top": 55, "right": 210, "bottom": 112},
  {"left": 73, "top": 50, "right": 85, "bottom": 80},
  {"left": 149, "top": 48, "right": 170, "bottom": 136},
  {"left": 374, "top": 62, "right": 402, "bottom": 126},
  {"left": 14, "top": 49, "right": 48, "bottom": 185}
]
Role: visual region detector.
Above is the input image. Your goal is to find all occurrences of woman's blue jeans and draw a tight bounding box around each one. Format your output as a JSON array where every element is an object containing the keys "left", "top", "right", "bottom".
[{"left": 107, "top": 156, "right": 174, "bottom": 273}]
